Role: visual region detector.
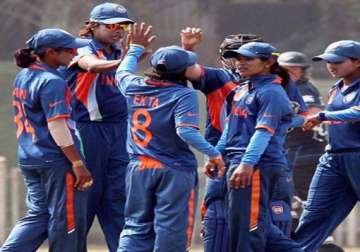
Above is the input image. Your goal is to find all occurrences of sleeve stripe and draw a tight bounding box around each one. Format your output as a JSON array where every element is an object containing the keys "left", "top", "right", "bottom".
[
  {"left": 177, "top": 123, "right": 200, "bottom": 130},
  {"left": 47, "top": 114, "right": 70, "bottom": 122},
  {"left": 255, "top": 125, "right": 275, "bottom": 135}
]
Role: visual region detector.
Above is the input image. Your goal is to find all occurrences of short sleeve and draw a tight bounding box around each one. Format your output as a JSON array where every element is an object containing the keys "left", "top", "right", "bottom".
[
  {"left": 287, "top": 82, "right": 308, "bottom": 115},
  {"left": 174, "top": 91, "right": 200, "bottom": 129},
  {"left": 255, "top": 89, "right": 287, "bottom": 134},
  {"left": 77, "top": 45, "right": 95, "bottom": 57},
  {"left": 191, "top": 66, "right": 237, "bottom": 94},
  {"left": 40, "top": 78, "right": 70, "bottom": 122},
  {"left": 292, "top": 85, "right": 308, "bottom": 115}
]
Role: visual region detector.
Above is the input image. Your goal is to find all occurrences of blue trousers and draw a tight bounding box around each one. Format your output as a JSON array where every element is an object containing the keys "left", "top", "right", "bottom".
[
  {"left": 296, "top": 151, "right": 360, "bottom": 252},
  {"left": 266, "top": 224, "right": 304, "bottom": 252},
  {"left": 227, "top": 163, "right": 281, "bottom": 252},
  {"left": 271, "top": 167, "right": 294, "bottom": 237},
  {"left": 118, "top": 157, "right": 198, "bottom": 252},
  {"left": 77, "top": 121, "right": 129, "bottom": 252},
  {"left": 202, "top": 199, "right": 229, "bottom": 252},
  {"left": 1, "top": 161, "right": 87, "bottom": 252},
  {"left": 227, "top": 162, "right": 303, "bottom": 252}
]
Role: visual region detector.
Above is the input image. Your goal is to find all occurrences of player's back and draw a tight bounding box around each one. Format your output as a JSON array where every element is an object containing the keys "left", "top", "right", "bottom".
[{"left": 122, "top": 77, "right": 198, "bottom": 171}]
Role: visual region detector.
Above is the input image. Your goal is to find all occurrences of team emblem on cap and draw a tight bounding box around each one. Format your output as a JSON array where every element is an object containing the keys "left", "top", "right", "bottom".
[{"left": 115, "top": 5, "right": 126, "bottom": 13}]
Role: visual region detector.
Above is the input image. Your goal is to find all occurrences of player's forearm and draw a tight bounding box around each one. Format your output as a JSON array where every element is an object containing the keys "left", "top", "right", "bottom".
[
  {"left": 289, "top": 114, "right": 306, "bottom": 128},
  {"left": 176, "top": 126, "right": 220, "bottom": 158},
  {"left": 322, "top": 107, "right": 360, "bottom": 122},
  {"left": 215, "top": 122, "right": 229, "bottom": 154},
  {"left": 117, "top": 44, "right": 145, "bottom": 74},
  {"left": 240, "top": 129, "right": 272, "bottom": 166},
  {"left": 78, "top": 56, "right": 121, "bottom": 73},
  {"left": 48, "top": 119, "right": 82, "bottom": 164}
]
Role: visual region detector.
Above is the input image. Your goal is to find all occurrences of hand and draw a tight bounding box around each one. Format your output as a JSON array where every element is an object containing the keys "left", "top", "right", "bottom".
[
  {"left": 129, "top": 22, "right": 156, "bottom": 48},
  {"left": 203, "top": 155, "right": 226, "bottom": 179},
  {"left": 119, "top": 34, "right": 130, "bottom": 61},
  {"left": 72, "top": 161, "right": 93, "bottom": 191},
  {"left": 229, "top": 163, "right": 254, "bottom": 189},
  {"left": 303, "top": 114, "right": 321, "bottom": 131},
  {"left": 180, "top": 27, "right": 202, "bottom": 51}
]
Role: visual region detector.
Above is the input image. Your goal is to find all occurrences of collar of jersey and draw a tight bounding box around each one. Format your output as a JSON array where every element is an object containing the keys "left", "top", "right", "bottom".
[
  {"left": 333, "top": 77, "right": 360, "bottom": 95},
  {"left": 145, "top": 78, "right": 185, "bottom": 87},
  {"left": 91, "top": 38, "right": 121, "bottom": 52},
  {"left": 248, "top": 74, "right": 279, "bottom": 89},
  {"left": 30, "top": 63, "right": 62, "bottom": 77}
]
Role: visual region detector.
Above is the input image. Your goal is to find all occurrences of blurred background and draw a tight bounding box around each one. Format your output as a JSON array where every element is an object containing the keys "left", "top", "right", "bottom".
[{"left": 1, "top": 0, "right": 360, "bottom": 250}]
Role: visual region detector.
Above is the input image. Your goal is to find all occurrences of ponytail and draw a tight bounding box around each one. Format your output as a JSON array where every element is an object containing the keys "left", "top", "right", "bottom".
[
  {"left": 13, "top": 48, "right": 36, "bottom": 68},
  {"left": 79, "top": 22, "right": 98, "bottom": 38},
  {"left": 270, "top": 62, "right": 290, "bottom": 90}
]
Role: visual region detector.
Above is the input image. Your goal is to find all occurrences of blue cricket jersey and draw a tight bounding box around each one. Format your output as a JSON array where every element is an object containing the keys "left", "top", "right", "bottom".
[
  {"left": 13, "top": 63, "right": 72, "bottom": 168},
  {"left": 325, "top": 78, "right": 360, "bottom": 151},
  {"left": 286, "top": 80, "right": 308, "bottom": 115},
  {"left": 192, "top": 67, "right": 239, "bottom": 146},
  {"left": 62, "top": 38, "right": 127, "bottom": 122},
  {"left": 116, "top": 73, "right": 201, "bottom": 171},
  {"left": 225, "top": 74, "right": 293, "bottom": 166}
]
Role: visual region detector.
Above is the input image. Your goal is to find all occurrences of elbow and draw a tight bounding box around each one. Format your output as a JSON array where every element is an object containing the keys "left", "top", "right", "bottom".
[{"left": 85, "top": 64, "right": 98, "bottom": 73}]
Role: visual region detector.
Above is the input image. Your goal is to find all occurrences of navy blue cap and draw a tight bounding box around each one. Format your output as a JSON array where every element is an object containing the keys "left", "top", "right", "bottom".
[
  {"left": 26, "top": 28, "right": 90, "bottom": 53},
  {"left": 223, "top": 42, "right": 278, "bottom": 59},
  {"left": 150, "top": 45, "right": 198, "bottom": 73},
  {"left": 312, "top": 40, "right": 360, "bottom": 63},
  {"left": 90, "top": 2, "right": 134, "bottom": 24}
]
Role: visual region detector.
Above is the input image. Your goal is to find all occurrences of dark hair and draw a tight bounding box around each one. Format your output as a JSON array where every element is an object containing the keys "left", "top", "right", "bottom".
[
  {"left": 144, "top": 67, "right": 188, "bottom": 86},
  {"left": 13, "top": 48, "right": 36, "bottom": 68},
  {"left": 271, "top": 62, "right": 290, "bottom": 89},
  {"left": 79, "top": 22, "right": 98, "bottom": 38},
  {"left": 260, "top": 57, "right": 290, "bottom": 89}
]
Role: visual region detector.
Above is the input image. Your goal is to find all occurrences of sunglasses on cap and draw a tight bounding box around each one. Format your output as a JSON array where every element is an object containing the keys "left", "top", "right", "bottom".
[{"left": 103, "top": 23, "right": 130, "bottom": 31}]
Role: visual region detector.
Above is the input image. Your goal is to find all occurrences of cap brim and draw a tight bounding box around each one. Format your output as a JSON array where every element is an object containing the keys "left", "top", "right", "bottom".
[
  {"left": 278, "top": 62, "right": 310, "bottom": 68},
  {"left": 312, "top": 53, "right": 347, "bottom": 63},
  {"left": 223, "top": 48, "right": 258, "bottom": 59},
  {"left": 91, "top": 17, "right": 134, "bottom": 24},
  {"left": 67, "top": 38, "right": 91, "bottom": 49}
]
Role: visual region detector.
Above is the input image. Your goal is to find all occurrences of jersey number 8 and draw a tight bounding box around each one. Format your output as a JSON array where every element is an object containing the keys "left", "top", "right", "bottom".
[{"left": 131, "top": 108, "right": 153, "bottom": 147}]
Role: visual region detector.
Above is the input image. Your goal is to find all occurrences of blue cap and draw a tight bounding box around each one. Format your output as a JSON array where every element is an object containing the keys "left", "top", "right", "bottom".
[
  {"left": 150, "top": 46, "right": 198, "bottom": 73},
  {"left": 26, "top": 28, "right": 90, "bottom": 53},
  {"left": 89, "top": 3, "right": 134, "bottom": 24},
  {"left": 223, "top": 42, "right": 278, "bottom": 59},
  {"left": 313, "top": 40, "right": 360, "bottom": 63}
]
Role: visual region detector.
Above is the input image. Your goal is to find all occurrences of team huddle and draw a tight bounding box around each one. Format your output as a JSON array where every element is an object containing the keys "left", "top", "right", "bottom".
[{"left": 2, "top": 2, "right": 360, "bottom": 252}]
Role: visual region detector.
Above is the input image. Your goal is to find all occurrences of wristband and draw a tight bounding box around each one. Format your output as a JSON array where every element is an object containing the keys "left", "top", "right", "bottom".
[{"left": 317, "top": 112, "right": 327, "bottom": 121}]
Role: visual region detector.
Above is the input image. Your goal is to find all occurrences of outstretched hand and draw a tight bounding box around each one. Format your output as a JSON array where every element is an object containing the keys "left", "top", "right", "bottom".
[
  {"left": 180, "top": 27, "right": 202, "bottom": 51},
  {"left": 129, "top": 22, "right": 156, "bottom": 48}
]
